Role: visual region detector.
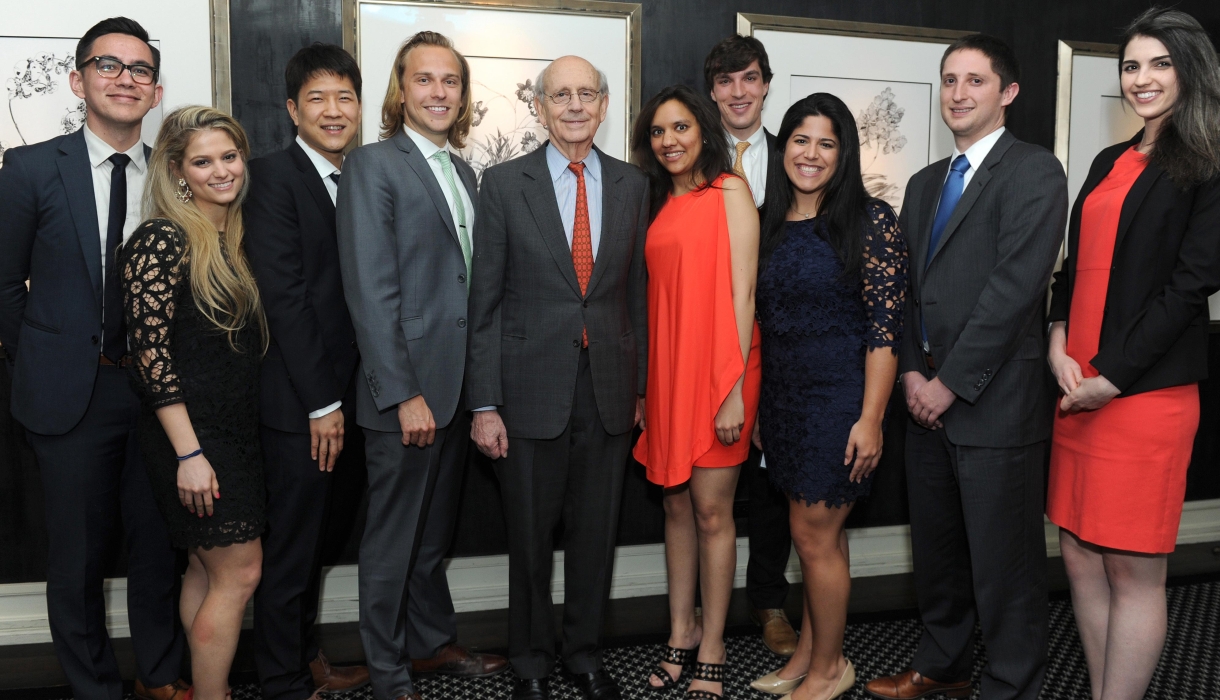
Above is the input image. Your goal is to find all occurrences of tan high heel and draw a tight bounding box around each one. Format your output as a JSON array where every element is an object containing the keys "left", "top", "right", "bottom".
[
  {"left": 750, "top": 668, "right": 807, "bottom": 695},
  {"left": 780, "top": 659, "right": 855, "bottom": 700}
]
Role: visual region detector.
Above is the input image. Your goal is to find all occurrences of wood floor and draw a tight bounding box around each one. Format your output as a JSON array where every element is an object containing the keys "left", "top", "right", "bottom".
[{"left": 3, "top": 542, "right": 1219, "bottom": 694}]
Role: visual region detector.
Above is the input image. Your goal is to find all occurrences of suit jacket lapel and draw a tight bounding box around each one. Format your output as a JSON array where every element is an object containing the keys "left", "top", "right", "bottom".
[
  {"left": 393, "top": 130, "right": 462, "bottom": 250},
  {"left": 522, "top": 147, "right": 582, "bottom": 296},
  {"left": 58, "top": 130, "right": 102, "bottom": 304},
  {"left": 288, "top": 142, "right": 337, "bottom": 221},
  {"left": 926, "top": 130, "right": 1016, "bottom": 267},
  {"left": 1114, "top": 161, "right": 1164, "bottom": 254},
  {"left": 586, "top": 149, "right": 621, "bottom": 297},
  {"left": 911, "top": 164, "right": 944, "bottom": 288}
]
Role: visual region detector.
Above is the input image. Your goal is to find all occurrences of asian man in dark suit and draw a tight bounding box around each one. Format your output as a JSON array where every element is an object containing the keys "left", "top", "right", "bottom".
[
  {"left": 864, "top": 35, "right": 1068, "bottom": 700},
  {"left": 244, "top": 43, "right": 370, "bottom": 700},
  {"left": 0, "top": 17, "right": 186, "bottom": 700}
]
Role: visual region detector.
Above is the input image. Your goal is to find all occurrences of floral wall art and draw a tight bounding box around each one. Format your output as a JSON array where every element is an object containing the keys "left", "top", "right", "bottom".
[{"left": 461, "top": 56, "right": 551, "bottom": 185}]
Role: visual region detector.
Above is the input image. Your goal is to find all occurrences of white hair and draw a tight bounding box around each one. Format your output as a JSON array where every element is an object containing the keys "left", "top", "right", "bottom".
[{"left": 535, "top": 58, "right": 609, "bottom": 100}]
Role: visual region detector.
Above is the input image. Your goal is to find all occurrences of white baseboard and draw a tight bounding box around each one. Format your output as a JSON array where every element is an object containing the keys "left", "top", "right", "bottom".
[{"left": 2, "top": 499, "right": 1218, "bottom": 646}]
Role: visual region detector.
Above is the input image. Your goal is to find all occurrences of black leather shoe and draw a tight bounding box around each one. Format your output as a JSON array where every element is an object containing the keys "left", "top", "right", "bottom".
[
  {"left": 512, "top": 676, "right": 550, "bottom": 700},
  {"left": 570, "top": 668, "right": 622, "bottom": 700}
]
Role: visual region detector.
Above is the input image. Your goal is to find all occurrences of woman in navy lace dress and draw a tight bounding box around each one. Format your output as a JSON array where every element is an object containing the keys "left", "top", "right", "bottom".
[{"left": 749, "top": 94, "right": 906, "bottom": 700}]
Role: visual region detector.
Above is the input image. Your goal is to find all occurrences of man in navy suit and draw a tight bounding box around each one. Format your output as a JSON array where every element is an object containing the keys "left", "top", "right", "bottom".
[
  {"left": 0, "top": 17, "right": 186, "bottom": 700},
  {"left": 244, "top": 43, "right": 370, "bottom": 700}
]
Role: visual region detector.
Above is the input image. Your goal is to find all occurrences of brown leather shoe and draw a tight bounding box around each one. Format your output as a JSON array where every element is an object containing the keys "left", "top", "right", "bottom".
[
  {"left": 411, "top": 642, "right": 508, "bottom": 677},
  {"left": 750, "top": 608, "right": 798, "bottom": 657},
  {"left": 309, "top": 650, "right": 371, "bottom": 693},
  {"left": 864, "top": 669, "right": 972, "bottom": 699},
  {"left": 134, "top": 679, "right": 191, "bottom": 700}
]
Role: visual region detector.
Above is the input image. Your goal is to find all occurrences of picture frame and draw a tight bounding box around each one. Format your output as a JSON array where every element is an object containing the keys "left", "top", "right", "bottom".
[
  {"left": 737, "top": 15, "right": 971, "bottom": 212},
  {"left": 343, "top": 0, "right": 642, "bottom": 184},
  {"left": 0, "top": 0, "right": 231, "bottom": 164}
]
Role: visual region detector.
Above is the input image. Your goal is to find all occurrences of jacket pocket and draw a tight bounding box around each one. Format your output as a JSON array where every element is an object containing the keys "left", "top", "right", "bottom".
[
  {"left": 22, "top": 317, "right": 61, "bottom": 334},
  {"left": 399, "top": 316, "right": 424, "bottom": 340}
]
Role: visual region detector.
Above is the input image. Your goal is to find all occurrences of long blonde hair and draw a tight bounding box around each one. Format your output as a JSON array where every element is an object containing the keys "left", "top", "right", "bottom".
[
  {"left": 144, "top": 105, "right": 267, "bottom": 352},
  {"left": 378, "top": 30, "right": 473, "bottom": 147}
]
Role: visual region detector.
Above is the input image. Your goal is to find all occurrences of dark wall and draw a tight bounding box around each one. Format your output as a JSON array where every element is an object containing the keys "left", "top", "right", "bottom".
[{"left": 3, "top": 0, "right": 1220, "bottom": 583}]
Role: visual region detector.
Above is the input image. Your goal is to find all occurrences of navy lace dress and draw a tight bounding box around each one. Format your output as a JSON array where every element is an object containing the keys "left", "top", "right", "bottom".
[{"left": 756, "top": 201, "right": 907, "bottom": 506}]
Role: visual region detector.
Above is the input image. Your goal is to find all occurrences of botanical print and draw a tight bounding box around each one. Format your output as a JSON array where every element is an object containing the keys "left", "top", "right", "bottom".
[
  {"left": 0, "top": 36, "right": 161, "bottom": 167},
  {"left": 790, "top": 75, "right": 932, "bottom": 211},
  {"left": 459, "top": 56, "right": 552, "bottom": 185}
]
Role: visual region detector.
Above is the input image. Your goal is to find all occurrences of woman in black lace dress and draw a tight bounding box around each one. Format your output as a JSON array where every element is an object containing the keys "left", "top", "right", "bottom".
[
  {"left": 748, "top": 94, "right": 907, "bottom": 700},
  {"left": 121, "top": 106, "right": 266, "bottom": 700}
]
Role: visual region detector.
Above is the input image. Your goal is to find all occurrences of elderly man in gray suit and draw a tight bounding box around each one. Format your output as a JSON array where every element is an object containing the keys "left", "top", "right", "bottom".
[
  {"left": 466, "top": 55, "right": 649, "bottom": 700},
  {"left": 337, "top": 31, "right": 506, "bottom": 700},
  {"left": 864, "top": 35, "right": 1067, "bottom": 700}
]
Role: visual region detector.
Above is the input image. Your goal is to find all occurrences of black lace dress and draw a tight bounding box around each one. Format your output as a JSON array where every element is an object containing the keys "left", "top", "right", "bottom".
[
  {"left": 121, "top": 219, "right": 265, "bottom": 549},
  {"left": 755, "top": 201, "right": 907, "bottom": 506}
]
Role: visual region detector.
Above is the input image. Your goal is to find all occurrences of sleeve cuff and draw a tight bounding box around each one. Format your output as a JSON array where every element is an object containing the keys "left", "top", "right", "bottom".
[
  {"left": 308, "top": 401, "right": 342, "bottom": 420},
  {"left": 472, "top": 405, "right": 496, "bottom": 412}
]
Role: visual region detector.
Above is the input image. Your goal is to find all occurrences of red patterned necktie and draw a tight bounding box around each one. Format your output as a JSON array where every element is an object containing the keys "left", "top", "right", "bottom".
[{"left": 569, "top": 161, "right": 593, "bottom": 348}]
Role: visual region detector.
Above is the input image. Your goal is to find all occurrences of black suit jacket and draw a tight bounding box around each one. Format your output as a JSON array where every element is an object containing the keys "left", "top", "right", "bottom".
[
  {"left": 1049, "top": 131, "right": 1220, "bottom": 396},
  {"left": 0, "top": 129, "right": 152, "bottom": 435},
  {"left": 898, "top": 130, "right": 1068, "bottom": 447},
  {"left": 245, "top": 142, "right": 359, "bottom": 434}
]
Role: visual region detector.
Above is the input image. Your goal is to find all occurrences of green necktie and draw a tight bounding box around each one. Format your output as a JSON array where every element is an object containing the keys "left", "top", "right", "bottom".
[{"left": 432, "top": 150, "right": 472, "bottom": 289}]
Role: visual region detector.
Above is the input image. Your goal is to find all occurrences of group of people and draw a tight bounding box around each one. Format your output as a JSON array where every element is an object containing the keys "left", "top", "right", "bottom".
[{"left": 1, "top": 6, "right": 1219, "bottom": 700}]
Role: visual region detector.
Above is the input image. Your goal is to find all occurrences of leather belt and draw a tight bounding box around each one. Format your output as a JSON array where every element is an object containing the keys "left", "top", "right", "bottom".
[{"left": 99, "top": 354, "right": 134, "bottom": 368}]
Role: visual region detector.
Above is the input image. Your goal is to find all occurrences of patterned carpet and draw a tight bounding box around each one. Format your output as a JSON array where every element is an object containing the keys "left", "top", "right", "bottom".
[{"left": 33, "top": 579, "right": 1220, "bottom": 699}]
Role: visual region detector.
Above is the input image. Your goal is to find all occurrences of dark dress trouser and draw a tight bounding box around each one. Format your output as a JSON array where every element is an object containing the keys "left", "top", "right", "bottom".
[
  {"left": 905, "top": 420, "right": 1049, "bottom": 700},
  {"left": 25, "top": 365, "right": 183, "bottom": 700},
  {"left": 745, "top": 446, "right": 791, "bottom": 610},
  {"left": 494, "top": 350, "right": 631, "bottom": 679},
  {"left": 359, "top": 409, "right": 470, "bottom": 700}
]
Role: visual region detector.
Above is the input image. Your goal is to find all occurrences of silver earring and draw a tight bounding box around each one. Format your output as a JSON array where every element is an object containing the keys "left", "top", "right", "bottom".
[{"left": 175, "top": 178, "right": 193, "bottom": 203}]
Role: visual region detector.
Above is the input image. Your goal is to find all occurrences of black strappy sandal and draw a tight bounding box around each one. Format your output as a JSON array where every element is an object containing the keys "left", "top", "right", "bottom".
[
  {"left": 647, "top": 644, "right": 697, "bottom": 692},
  {"left": 686, "top": 660, "right": 726, "bottom": 699}
]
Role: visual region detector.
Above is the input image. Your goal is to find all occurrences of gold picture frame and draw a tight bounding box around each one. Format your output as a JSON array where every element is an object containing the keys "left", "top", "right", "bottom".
[{"left": 211, "top": 0, "right": 232, "bottom": 113}]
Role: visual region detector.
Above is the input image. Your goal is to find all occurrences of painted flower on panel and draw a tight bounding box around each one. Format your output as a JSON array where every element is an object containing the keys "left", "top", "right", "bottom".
[
  {"left": 61, "top": 101, "right": 87, "bottom": 134},
  {"left": 856, "top": 88, "right": 908, "bottom": 204},
  {"left": 515, "top": 79, "right": 538, "bottom": 118},
  {"left": 520, "top": 131, "right": 541, "bottom": 153},
  {"left": 471, "top": 100, "right": 488, "bottom": 128},
  {"left": 6, "top": 52, "right": 76, "bottom": 146}
]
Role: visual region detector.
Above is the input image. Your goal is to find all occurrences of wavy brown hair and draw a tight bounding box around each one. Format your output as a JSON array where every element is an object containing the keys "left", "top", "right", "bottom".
[
  {"left": 378, "top": 30, "right": 473, "bottom": 147},
  {"left": 144, "top": 105, "right": 266, "bottom": 352}
]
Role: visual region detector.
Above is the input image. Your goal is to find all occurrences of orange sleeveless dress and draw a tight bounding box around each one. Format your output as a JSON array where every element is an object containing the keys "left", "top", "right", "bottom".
[
  {"left": 633, "top": 174, "right": 762, "bottom": 488},
  {"left": 1046, "top": 147, "right": 1199, "bottom": 554}
]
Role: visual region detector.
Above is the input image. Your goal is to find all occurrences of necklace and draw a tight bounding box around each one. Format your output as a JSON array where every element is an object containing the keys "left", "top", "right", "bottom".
[{"left": 791, "top": 208, "right": 816, "bottom": 219}]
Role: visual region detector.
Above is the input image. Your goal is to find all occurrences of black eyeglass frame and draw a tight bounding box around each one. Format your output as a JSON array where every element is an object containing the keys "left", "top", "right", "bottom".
[{"left": 77, "top": 55, "right": 160, "bottom": 85}]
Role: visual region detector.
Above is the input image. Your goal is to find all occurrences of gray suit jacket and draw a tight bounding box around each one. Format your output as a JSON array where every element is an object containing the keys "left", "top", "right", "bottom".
[
  {"left": 466, "top": 145, "right": 649, "bottom": 440},
  {"left": 898, "top": 129, "right": 1068, "bottom": 448},
  {"left": 336, "top": 129, "right": 478, "bottom": 432}
]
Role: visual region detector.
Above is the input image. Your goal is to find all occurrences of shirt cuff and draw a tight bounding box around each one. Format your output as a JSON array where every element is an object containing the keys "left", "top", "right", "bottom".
[
  {"left": 308, "top": 401, "right": 342, "bottom": 420},
  {"left": 473, "top": 406, "right": 496, "bottom": 412}
]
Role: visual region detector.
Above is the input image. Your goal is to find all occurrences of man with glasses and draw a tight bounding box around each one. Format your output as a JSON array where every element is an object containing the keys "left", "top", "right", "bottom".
[
  {"left": 0, "top": 17, "right": 187, "bottom": 700},
  {"left": 467, "top": 55, "right": 649, "bottom": 700}
]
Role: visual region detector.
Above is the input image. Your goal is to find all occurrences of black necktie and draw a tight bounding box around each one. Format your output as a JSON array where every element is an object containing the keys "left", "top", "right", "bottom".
[
  {"left": 329, "top": 172, "right": 341, "bottom": 185},
  {"left": 102, "top": 153, "right": 131, "bottom": 363}
]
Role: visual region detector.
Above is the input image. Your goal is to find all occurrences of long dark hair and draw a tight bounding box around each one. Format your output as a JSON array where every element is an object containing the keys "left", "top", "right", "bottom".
[
  {"left": 1120, "top": 7, "right": 1220, "bottom": 186},
  {"left": 760, "top": 93, "right": 871, "bottom": 278},
  {"left": 630, "top": 84, "right": 732, "bottom": 220}
]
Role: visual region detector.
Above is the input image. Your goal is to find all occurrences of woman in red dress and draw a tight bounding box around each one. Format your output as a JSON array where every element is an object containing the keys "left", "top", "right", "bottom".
[
  {"left": 1047, "top": 9, "right": 1220, "bottom": 699},
  {"left": 631, "top": 84, "right": 760, "bottom": 700}
]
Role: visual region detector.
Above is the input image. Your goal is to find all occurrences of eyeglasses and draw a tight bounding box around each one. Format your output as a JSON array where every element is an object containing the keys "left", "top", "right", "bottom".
[
  {"left": 544, "top": 89, "right": 602, "bottom": 105},
  {"left": 78, "top": 56, "right": 158, "bottom": 85}
]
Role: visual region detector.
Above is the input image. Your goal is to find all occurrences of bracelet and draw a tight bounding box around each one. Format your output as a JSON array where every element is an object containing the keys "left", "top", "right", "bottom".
[{"left": 176, "top": 448, "right": 203, "bottom": 461}]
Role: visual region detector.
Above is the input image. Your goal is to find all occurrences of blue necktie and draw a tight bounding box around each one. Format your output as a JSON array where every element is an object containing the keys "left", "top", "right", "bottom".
[{"left": 921, "top": 154, "right": 970, "bottom": 347}]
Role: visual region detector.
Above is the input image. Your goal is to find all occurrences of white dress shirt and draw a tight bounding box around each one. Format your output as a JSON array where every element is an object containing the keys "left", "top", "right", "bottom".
[
  {"left": 728, "top": 125, "right": 769, "bottom": 208},
  {"left": 296, "top": 135, "right": 342, "bottom": 205},
  {"left": 83, "top": 123, "right": 146, "bottom": 290},
  {"left": 404, "top": 126, "right": 475, "bottom": 242},
  {"left": 546, "top": 142, "right": 603, "bottom": 261},
  {"left": 945, "top": 126, "right": 1007, "bottom": 191},
  {"left": 293, "top": 136, "right": 345, "bottom": 419}
]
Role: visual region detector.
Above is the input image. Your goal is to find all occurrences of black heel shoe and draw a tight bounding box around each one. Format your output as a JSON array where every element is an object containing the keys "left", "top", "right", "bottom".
[
  {"left": 647, "top": 644, "right": 697, "bottom": 692},
  {"left": 685, "top": 660, "right": 726, "bottom": 699}
]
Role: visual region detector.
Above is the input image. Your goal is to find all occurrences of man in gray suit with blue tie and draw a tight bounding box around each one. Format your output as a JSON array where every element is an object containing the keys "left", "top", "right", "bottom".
[
  {"left": 864, "top": 35, "right": 1068, "bottom": 700},
  {"left": 336, "top": 30, "right": 505, "bottom": 700}
]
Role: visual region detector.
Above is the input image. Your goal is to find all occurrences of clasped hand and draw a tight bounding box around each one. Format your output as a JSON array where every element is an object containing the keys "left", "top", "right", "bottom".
[
  {"left": 902, "top": 372, "right": 954, "bottom": 429},
  {"left": 1048, "top": 344, "right": 1120, "bottom": 412}
]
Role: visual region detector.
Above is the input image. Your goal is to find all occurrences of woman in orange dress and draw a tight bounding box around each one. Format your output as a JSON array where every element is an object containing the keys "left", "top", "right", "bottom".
[
  {"left": 631, "top": 84, "right": 760, "bottom": 700},
  {"left": 1046, "top": 9, "right": 1220, "bottom": 700}
]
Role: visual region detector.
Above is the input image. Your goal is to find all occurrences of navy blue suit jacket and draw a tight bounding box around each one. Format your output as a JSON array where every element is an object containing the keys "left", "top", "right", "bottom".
[{"left": 0, "top": 128, "right": 149, "bottom": 435}]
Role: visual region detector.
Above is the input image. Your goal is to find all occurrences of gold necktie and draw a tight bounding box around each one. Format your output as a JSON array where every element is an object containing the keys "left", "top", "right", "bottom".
[{"left": 733, "top": 140, "right": 751, "bottom": 181}]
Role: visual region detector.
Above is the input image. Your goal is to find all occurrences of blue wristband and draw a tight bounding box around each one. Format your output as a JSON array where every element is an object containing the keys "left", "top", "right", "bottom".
[{"left": 176, "top": 448, "right": 203, "bottom": 461}]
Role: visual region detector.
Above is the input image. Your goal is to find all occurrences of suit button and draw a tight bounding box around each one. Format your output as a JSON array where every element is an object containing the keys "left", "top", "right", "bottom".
[
  {"left": 91, "top": 335, "right": 99, "bottom": 345},
  {"left": 351, "top": 341, "right": 358, "bottom": 349},
  {"left": 458, "top": 274, "right": 466, "bottom": 284},
  {"left": 583, "top": 301, "right": 588, "bottom": 308},
  {"left": 572, "top": 339, "right": 579, "bottom": 347},
  {"left": 914, "top": 299, "right": 920, "bottom": 306},
  {"left": 457, "top": 318, "right": 466, "bottom": 328}
]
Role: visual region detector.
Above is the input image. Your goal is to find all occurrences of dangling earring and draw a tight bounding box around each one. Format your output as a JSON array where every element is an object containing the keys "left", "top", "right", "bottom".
[{"left": 175, "top": 178, "right": 193, "bottom": 203}]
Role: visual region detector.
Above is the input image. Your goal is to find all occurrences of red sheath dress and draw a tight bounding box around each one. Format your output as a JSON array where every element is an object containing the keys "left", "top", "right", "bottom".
[
  {"left": 633, "top": 175, "right": 762, "bottom": 488},
  {"left": 1046, "top": 146, "right": 1199, "bottom": 554}
]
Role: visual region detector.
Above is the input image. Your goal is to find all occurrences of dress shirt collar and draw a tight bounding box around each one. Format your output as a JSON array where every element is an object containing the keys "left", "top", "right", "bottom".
[
  {"left": 728, "top": 124, "right": 766, "bottom": 150},
  {"left": 952, "top": 125, "right": 1006, "bottom": 171},
  {"left": 295, "top": 135, "right": 342, "bottom": 177},
  {"left": 404, "top": 125, "right": 456, "bottom": 160},
  {"left": 83, "top": 123, "right": 146, "bottom": 173},
  {"left": 546, "top": 142, "right": 601, "bottom": 185}
]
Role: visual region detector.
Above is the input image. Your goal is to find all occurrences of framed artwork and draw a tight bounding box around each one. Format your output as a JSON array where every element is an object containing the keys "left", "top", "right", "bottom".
[
  {"left": 738, "top": 15, "right": 970, "bottom": 212},
  {"left": 343, "top": 0, "right": 642, "bottom": 184},
  {"left": 0, "top": 0, "right": 231, "bottom": 166}
]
